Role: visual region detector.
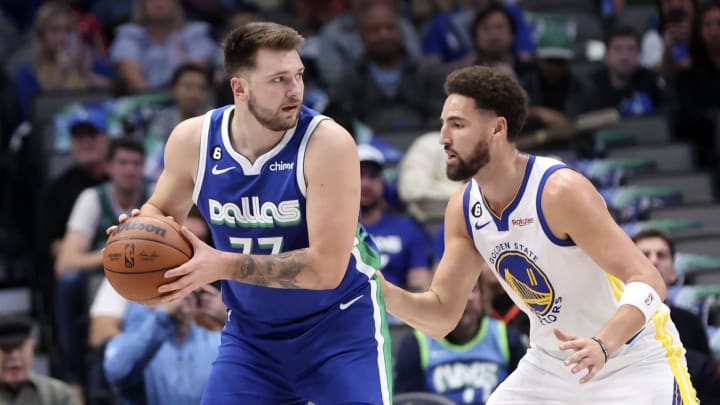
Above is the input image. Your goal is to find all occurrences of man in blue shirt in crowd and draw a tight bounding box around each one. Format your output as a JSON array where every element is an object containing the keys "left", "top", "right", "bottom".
[
  {"left": 358, "top": 144, "right": 432, "bottom": 291},
  {"left": 422, "top": 0, "right": 535, "bottom": 69},
  {"left": 103, "top": 285, "right": 225, "bottom": 405}
]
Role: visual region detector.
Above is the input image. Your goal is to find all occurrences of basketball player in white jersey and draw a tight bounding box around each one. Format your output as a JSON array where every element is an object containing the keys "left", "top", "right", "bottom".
[{"left": 380, "top": 66, "right": 698, "bottom": 404}]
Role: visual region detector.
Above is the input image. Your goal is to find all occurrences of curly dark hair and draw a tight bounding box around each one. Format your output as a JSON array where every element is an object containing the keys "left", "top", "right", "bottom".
[
  {"left": 444, "top": 65, "right": 528, "bottom": 141},
  {"left": 223, "top": 22, "right": 304, "bottom": 76}
]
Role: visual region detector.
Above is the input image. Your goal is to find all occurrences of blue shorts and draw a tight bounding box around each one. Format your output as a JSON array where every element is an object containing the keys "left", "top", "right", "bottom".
[{"left": 200, "top": 277, "right": 393, "bottom": 404}]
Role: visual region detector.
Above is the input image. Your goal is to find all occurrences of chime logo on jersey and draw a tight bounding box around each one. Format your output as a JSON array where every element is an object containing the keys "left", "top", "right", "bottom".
[
  {"left": 495, "top": 251, "right": 562, "bottom": 324},
  {"left": 208, "top": 198, "right": 302, "bottom": 227}
]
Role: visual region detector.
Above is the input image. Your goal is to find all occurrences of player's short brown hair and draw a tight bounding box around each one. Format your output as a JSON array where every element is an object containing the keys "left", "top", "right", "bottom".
[
  {"left": 222, "top": 22, "right": 304, "bottom": 77},
  {"left": 444, "top": 66, "right": 528, "bottom": 141}
]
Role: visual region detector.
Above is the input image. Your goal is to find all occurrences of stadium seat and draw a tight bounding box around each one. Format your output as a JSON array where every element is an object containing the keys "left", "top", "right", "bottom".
[
  {"left": 607, "top": 143, "right": 694, "bottom": 171},
  {"left": 625, "top": 171, "right": 715, "bottom": 204}
]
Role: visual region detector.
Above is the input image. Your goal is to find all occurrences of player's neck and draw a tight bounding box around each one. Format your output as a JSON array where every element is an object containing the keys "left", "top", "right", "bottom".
[
  {"left": 475, "top": 150, "right": 528, "bottom": 216},
  {"left": 229, "top": 106, "right": 287, "bottom": 162}
]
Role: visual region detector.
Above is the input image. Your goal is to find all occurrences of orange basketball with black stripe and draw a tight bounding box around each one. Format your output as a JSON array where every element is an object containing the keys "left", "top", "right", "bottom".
[{"left": 103, "top": 215, "right": 192, "bottom": 302}]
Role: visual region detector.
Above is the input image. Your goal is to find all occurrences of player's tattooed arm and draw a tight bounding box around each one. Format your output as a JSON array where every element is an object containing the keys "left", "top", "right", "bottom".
[{"left": 230, "top": 249, "right": 307, "bottom": 288}]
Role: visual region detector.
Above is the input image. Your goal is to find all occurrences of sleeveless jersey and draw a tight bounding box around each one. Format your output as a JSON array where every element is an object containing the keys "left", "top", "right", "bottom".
[
  {"left": 417, "top": 317, "right": 510, "bottom": 404},
  {"left": 193, "top": 105, "right": 379, "bottom": 331},
  {"left": 463, "top": 155, "right": 660, "bottom": 357}
]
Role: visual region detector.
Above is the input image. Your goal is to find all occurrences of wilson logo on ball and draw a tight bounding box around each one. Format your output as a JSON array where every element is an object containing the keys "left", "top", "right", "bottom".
[{"left": 114, "top": 221, "right": 167, "bottom": 238}]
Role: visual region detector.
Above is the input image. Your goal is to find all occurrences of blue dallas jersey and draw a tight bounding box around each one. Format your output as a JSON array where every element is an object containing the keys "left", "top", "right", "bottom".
[
  {"left": 417, "top": 318, "right": 510, "bottom": 404},
  {"left": 193, "top": 105, "right": 380, "bottom": 333}
]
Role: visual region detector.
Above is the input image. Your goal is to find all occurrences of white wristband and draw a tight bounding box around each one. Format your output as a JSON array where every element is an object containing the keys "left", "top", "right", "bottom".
[{"left": 618, "top": 282, "right": 661, "bottom": 323}]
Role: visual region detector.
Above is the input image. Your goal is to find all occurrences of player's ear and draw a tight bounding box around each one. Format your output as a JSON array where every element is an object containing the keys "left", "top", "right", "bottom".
[
  {"left": 230, "top": 75, "right": 249, "bottom": 100},
  {"left": 493, "top": 116, "right": 507, "bottom": 137}
]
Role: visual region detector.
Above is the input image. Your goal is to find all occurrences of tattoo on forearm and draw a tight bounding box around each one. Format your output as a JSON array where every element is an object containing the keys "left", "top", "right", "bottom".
[{"left": 232, "top": 250, "right": 306, "bottom": 288}]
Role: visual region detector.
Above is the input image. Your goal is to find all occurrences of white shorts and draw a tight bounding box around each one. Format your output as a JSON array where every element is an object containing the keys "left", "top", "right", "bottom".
[{"left": 487, "top": 312, "right": 697, "bottom": 405}]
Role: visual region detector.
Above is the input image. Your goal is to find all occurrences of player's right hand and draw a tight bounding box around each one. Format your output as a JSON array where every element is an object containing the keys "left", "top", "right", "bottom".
[{"left": 106, "top": 208, "right": 141, "bottom": 236}]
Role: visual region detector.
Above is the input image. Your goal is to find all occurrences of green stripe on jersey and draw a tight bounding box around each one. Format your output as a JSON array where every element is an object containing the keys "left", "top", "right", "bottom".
[{"left": 356, "top": 224, "right": 381, "bottom": 269}]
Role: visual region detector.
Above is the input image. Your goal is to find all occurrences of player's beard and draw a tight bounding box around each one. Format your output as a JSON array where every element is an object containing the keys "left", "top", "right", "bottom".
[
  {"left": 248, "top": 91, "right": 300, "bottom": 132},
  {"left": 446, "top": 138, "right": 490, "bottom": 181}
]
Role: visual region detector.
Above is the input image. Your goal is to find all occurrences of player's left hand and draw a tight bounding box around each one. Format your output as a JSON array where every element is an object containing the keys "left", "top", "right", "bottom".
[
  {"left": 554, "top": 328, "right": 607, "bottom": 384},
  {"left": 157, "top": 226, "right": 226, "bottom": 303}
]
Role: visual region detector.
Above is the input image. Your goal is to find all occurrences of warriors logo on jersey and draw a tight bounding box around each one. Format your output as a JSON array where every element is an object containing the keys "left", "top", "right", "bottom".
[{"left": 495, "top": 251, "right": 562, "bottom": 325}]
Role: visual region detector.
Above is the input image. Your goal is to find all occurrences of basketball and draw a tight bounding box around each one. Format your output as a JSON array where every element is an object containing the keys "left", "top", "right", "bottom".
[{"left": 103, "top": 215, "right": 193, "bottom": 302}]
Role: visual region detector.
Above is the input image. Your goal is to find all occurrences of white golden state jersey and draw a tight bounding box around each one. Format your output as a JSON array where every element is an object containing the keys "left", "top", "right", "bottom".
[{"left": 464, "top": 155, "right": 674, "bottom": 359}]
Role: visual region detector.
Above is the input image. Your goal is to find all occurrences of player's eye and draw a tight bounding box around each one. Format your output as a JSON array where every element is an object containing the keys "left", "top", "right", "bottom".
[{"left": 272, "top": 77, "right": 285, "bottom": 83}]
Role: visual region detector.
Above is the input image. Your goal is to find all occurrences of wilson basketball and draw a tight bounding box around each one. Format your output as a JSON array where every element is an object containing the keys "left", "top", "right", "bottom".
[{"left": 103, "top": 215, "right": 192, "bottom": 302}]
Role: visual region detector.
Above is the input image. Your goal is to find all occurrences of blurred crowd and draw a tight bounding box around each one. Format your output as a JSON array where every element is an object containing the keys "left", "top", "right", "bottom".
[{"left": 1, "top": 0, "right": 720, "bottom": 404}]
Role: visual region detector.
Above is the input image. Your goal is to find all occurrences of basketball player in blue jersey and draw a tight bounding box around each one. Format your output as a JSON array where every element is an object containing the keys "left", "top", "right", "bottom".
[
  {"left": 379, "top": 66, "right": 698, "bottom": 404},
  {"left": 110, "top": 22, "right": 392, "bottom": 404}
]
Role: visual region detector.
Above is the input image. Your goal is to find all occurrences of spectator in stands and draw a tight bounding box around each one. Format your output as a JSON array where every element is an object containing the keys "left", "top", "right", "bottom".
[
  {"left": 325, "top": 2, "right": 445, "bottom": 133},
  {"left": 422, "top": 0, "right": 534, "bottom": 71},
  {"left": 589, "top": 26, "right": 666, "bottom": 117},
  {"left": 521, "top": 26, "right": 594, "bottom": 131},
  {"left": 41, "top": 107, "right": 109, "bottom": 268},
  {"left": 641, "top": 0, "right": 697, "bottom": 79},
  {"left": 104, "top": 285, "right": 224, "bottom": 405},
  {"left": 109, "top": 0, "right": 217, "bottom": 92},
  {"left": 60, "top": 0, "right": 108, "bottom": 55},
  {"left": 36, "top": 106, "right": 110, "bottom": 329},
  {"left": 54, "top": 138, "right": 151, "bottom": 392},
  {"left": 358, "top": 144, "right": 432, "bottom": 291},
  {"left": 289, "top": 0, "right": 347, "bottom": 35},
  {"left": 397, "top": 132, "right": 464, "bottom": 222},
  {"left": 674, "top": 0, "right": 720, "bottom": 172},
  {"left": 0, "top": 315, "right": 80, "bottom": 404},
  {"left": 469, "top": 3, "right": 534, "bottom": 79},
  {"left": 632, "top": 229, "right": 711, "bottom": 355},
  {"left": 14, "top": 2, "right": 112, "bottom": 121},
  {"left": 315, "top": 0, "right": 422, "bottom": 87},
  {"left": 632, "top": 229, "right": 720, "bottom": 403},
  {"left": 394, "top": 271, "right": 526, "bottom": 403},
  {"left": 145, "top": 63, "right": 212, "bottom": 180}
]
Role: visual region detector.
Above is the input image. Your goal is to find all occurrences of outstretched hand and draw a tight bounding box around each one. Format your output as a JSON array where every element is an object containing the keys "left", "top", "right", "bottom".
[
  {"left": 157, "top": 226, "right": 226, "bottom": 303},
  {"left": 554, "top": 329, "right": 607, "bottom": 384}
]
